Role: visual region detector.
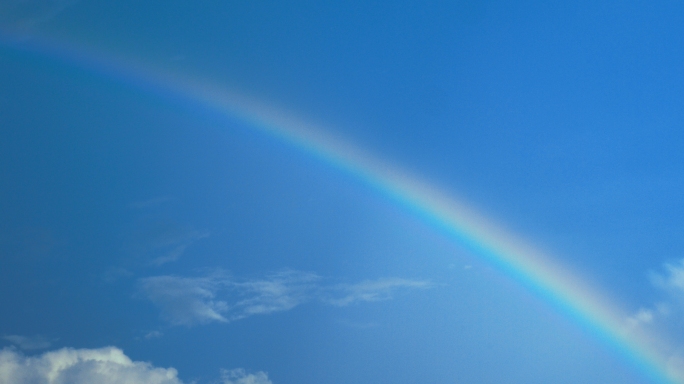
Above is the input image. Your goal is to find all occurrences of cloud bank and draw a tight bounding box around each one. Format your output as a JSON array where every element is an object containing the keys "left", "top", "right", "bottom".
[
  {"left": 0, "top": 347, "right": 272, "bottom": 384},
  {"left": 0, "top": 347, "right": 181, "bottom": 384},
  {"left": 139, "top": 270, "right": 431, "bottom": 326}
]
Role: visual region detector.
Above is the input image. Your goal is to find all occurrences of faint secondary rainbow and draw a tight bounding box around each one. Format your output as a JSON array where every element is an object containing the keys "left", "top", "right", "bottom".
[{"left": 1, "top": 30, "right": 679, "bottom": 383}]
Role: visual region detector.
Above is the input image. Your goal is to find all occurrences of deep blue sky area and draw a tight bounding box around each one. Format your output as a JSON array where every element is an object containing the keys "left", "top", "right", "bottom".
[{"left": 1, "top": 1, "right": 684, "bottom": 384}]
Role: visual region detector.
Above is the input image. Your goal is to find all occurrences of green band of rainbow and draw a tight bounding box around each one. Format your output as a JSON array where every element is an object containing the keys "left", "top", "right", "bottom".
[{"left": 0, "top": 30, "right": 678, "bottom": 384}]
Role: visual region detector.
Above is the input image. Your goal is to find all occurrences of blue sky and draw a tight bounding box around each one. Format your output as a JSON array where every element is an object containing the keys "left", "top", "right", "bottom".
[{"left": 2, "top": 1, "right": 684, "bottom": 383}]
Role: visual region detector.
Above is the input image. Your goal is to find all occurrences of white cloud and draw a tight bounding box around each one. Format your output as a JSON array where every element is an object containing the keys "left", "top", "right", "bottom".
[
  {"left": 626, "top": 308, "right": 655, "bottom": 328},
  {"left": 326, "top": 277, "right": 432, "bottom": 306},
  {"left": 0, "top": 347, "right": 182, "bottom": 384},
  {"left": 627, "top": 303, "right": 671, "bottom": 329},
  {"left": 629, "top": 259, "right": 684, "bottom": 380},
  {"left": 0, "top": 347, "right": 271, "bottom": 384},
  {"left": 650, "top": 259, "right": 684, "bottom": 292},
  {"left": 2, "top": 335, "right": 51, "bottom": 351},
  {"left": 220, "top": 368, "right": 272, "bottom": 384},
  {"left": 147, "top": 228, "right": 210, "bottom": 267},
  {"left": 125, "top": 218, "right": 210, "bottom": 267},
  {"left": 626, "top": 258, "right": 684, "bottom": 330},
  {"left": 144, "top": 331, "right": 163, "bottom": 340},
  {"left": 628, "top": 258, "right": 684, "bottom": 329},
  {"left": 139, "top": 270, "right": 431, "bottom": 326},
  {"left": 230, "top": 270, "right": 321, "bottom": 319},
  {"left": 151, "top": 244, "right": 190, "bottom": 267},
  {"left": 139, "top": 275, "right": 229, "bottom": 326}
]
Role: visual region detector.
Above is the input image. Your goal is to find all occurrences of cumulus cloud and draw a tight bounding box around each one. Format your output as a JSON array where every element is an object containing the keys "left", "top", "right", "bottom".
[
  {"left": 139, "top": 270, "right": 431, "bottom": 326},
  {"left": 0, "top": 347, "right": 272, "bottom": 384},
  {"left": 0, "top": 346, "right": 182, "bottom": 384},
  {"left": 2, "top": 335, "right": 52, "bottom": 351}
]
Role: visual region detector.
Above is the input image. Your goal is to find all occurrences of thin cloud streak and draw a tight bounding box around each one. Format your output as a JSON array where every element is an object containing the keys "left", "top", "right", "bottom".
[
  {"left": 148, "top": 229, "right": 210, "bottom": 267},
  {"left": 220, "top": 368, "right": 272, "bottom": 384},
  {"left": 2, "top": 335, "right": 52, "bottom": 351},
  {"left": 126, "top": 219, "right": 210, "bottom": 267},
  {"left": 325, "top": 278, "right": 432, "bottom": 307},
  {"left": 139, "top": 275, "right": 229, "bottom": 326},
  {"left": 138, "top": 270, "right": 432, "bottom": 326},
  {"left": 230, "top": 270, "right": 322, "bottom": 320}
]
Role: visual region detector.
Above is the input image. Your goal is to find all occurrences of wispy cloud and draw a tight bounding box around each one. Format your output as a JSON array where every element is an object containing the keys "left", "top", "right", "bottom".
[
  {"left": 139, "top": 274, "right": 229, "bottom": 326},
  {"left": 126, "top": 220, "right": 210, "bottom": 267},
  {"left": 220, "top": 368, "right": 272, "bottom": 384},
  {"left": 650, "top": 259, "right": 684, "bottom": 292},
  {"left": 628, "top": 259, "right": 684, "bottom": 380},
  {"left": 127, "top": 197, "right": 211, "bottom": 266},
  {"left": 144, "top": 331, "right": 163, "bottom": 340},
  {"left": 325, "top": 278, "right": 432, "bottom": 306},
  {"left": 2, "top": 335, "right": 52, "bottom": 351},
  {"left": 230, "top": 271, "right": 322, "bottom": 319},
  {"left": 628, "top": 259, "right": 684, "bottom": 329},
  {"left": 138, "top": 270, "right": 432, "bottom": 326},
  {"left": 147, "top": 228, "right": 210, "bottom": 267},
  {"left": 626, "top": 307, "right": 664, "bottom": 328}
]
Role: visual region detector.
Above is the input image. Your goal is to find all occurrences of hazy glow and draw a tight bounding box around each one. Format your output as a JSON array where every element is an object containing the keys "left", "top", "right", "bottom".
[{"left": 0, "top": 31, "right": 678, "bottom": 384}]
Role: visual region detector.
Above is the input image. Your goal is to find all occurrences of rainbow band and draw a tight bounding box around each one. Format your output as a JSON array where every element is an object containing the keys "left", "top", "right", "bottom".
[{"left": 0, "top": 31, "right": 677, "bottom": 384}]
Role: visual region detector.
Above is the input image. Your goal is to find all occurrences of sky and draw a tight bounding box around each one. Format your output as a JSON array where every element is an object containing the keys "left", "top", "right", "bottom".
[{"left": 2, "top": 1, "right": 684, "bottom": 383}]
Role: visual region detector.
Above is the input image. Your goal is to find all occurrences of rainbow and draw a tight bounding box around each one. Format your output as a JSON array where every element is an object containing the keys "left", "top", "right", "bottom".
[{"left": 0, "top": 30, "right": 678, "bottom": 383}]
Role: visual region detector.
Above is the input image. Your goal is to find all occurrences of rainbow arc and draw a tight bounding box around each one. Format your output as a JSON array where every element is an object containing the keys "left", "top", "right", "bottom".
[{"left": 0, "top": 30, "right": 678, "bottom": 384}]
